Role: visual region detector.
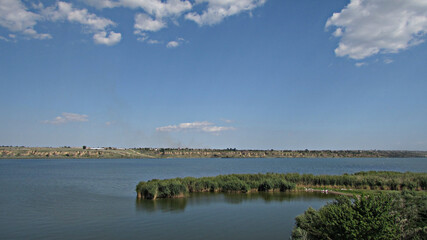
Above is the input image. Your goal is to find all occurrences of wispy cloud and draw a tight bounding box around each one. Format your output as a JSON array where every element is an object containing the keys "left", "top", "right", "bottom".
[
  {"left": 147, "top": 39, "right": 160, "bottom": 44},
  {"left": 326, "top": 0, "right": 427, "bottom": 60},
  {"left": 105, "top": 121, "right": 115, "bottom": 126},
  {"left": 355, "top": 62, "right": 366, "bottom": 67},
  {"left": 384, "top": 58, "right": 394, "bottom": 64},
  {"left": 221, "top": 119, "right": 234, "bottom": 123},
  {"left": 0, "top": 36, "right": 9, "bottom": 42},
  {"left": 43, "top": 113, "right": 89, "bottom": 125},
  {"left": 156, "top": 121, "right": 235, "bottom": 133}
]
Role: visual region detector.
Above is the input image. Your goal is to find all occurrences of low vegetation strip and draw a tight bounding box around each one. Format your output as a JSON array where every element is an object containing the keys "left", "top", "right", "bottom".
[{"left": 136, "top": 171, "right": 427, "bottom": 200}]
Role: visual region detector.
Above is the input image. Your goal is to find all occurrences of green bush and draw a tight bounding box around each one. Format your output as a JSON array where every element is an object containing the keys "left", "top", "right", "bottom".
[
  {"left": 293, "top": 192, "right": 427, "bottom": 240},
  {"left": 292, "top": 194, "right": 401, "bottom": 240}
]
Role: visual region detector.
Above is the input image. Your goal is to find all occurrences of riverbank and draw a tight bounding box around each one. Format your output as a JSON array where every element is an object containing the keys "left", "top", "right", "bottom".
[
  {"left": 136, "top": 171, "right": 427, "bottom": 200},
  {"left": 2, "top": 146, "right": 426, "bottom": 159}
]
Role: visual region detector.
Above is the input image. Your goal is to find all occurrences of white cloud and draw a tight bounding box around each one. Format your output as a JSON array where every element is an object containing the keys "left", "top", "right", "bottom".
[
  {"left": 156, "top": 121, "right": 235, "bottom": 133},
  {"left": 134, "top": 13, "right": 166, "bottom": 32},
  {"left": 0, "top": 0, "right": 49, "bottom": 39},
  {"left": 43, "top": 113, "right": 89, "bottom": 125},
  {"left": 0, "top": 36, "right": 9, "bottom": 42},
  {"left": 355, "top": 62, "right": 366, "bottom": 67},
  {"left": 185, "top": 0, "right": 267, "bottom": 26},
  {"left": 201, "top": 126, "right": 236, "bottom": 133},
  {"left": 0, "top": 1, "right": 120, "bottom": 45},
  {"left": 93, "top": 31, "right": 122, "bottom": 45},
  {"left": 384, "top": 58, "right": 394, "bottom": 64},
  {"left": 166, "top": 37, "right": 185, "bottom": 48},
  {"left": 81, "top": 0, "right": 267, "bottom": 42},
  {"left": 1, "top": 0, "right": 268, "bottom": 44},
  {"left": 22, "top": 28, "right": 52, "bottom": 39},
  {"left": 326, "top": 0, "right": 427, "bottom": 60},
  {"left": 166, "top": 40, "right": 179, "bottom": 48},
  {"left": 147, "top": 39, "right": 160, "bottom": 44},
  {"left": 82, "top": 0, "right": 193, "bottom": 18},
  {"left": 43, "top": 2, "right": 115, "bottom": 30},
  {"left": 221, "top": 119, "right": 234, "bottom": 123},
  {"left": 42, "top": 1, "right": 120, "bottom": 45}
]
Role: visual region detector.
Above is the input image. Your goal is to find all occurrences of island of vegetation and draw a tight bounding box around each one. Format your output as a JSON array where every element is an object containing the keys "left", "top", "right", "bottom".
[
  {"left": 136, "top": 171, "right": 426, "bottom": 200},
  {"left": 1, "top": 146, "right": 426, "bottom": 159}
]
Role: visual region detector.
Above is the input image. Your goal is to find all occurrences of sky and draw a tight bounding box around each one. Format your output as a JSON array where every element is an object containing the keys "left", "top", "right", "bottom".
[{"left": 0, "top": 0, "right": 427, "bottom": 150}]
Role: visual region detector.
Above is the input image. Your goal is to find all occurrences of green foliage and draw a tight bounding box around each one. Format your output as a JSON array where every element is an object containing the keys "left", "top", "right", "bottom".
[
  {"left": 292, "top": 192, "right": 427, "bottom": 240},
  {"left": 394, "top": 191, "right": 427, "bottom": 239},
  {"left": 285, "top": 171, "right": 427, "bottom": 191},
  {"left": 136, "top": 171, "right": 426, "bottom": 200},
  {"left": 136, "top": 173, "right": 296, "bottom": 199}
]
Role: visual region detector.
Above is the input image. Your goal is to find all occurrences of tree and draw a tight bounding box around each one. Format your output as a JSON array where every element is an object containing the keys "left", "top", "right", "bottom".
[{"left": 82, "top": 146, "right": 87, "bottom": 149}]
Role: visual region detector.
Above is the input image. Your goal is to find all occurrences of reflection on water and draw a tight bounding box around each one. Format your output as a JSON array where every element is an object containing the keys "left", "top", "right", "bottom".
[
  {"left": 136, "top": 191, "right": 335, "bottom": 212},
  {"left": 136, "top": 196, "right": 188, "bottom": 212}
]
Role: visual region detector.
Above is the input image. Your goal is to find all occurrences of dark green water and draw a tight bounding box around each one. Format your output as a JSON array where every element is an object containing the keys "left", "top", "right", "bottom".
[{"left": 0, "top": 158, "right": 426, "bottom": 239}]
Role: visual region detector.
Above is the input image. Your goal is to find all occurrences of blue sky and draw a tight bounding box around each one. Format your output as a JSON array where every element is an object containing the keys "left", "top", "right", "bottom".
[{"left": 1, "top": 0, "right": 427, "bottom": 150}]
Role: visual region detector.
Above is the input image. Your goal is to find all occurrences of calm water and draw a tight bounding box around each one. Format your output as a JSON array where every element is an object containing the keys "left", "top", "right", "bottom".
[{"left": 0, "top": 158, "right": 426, "bottom": 239}]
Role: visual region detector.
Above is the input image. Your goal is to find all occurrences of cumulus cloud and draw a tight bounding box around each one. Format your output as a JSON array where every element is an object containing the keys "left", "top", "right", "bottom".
[
  {"left": 43, "top": 1, "right": 120, "bottom": 45},
  {"left": 93, "top": 31, "right": 122, "bottom": 45},
  {"left": 156, "top": 121, "right": 235, "bottom": 133},
  {"left": 166, "top": 40, "right": 179, "bottom": 48},
  {"left": 43, "top": 2, "right": 115, "bottom": 31},
  {"left": 134, "top": 13, "right": 166, "bottom": 32},
  {"left": 1, "top": 0, "right": 268, "bottom": 45},
  {"left": 355, "top": 62, "right": 366, "bottom": 67},
  {"left": 81, "top": 0, "right": 267, "bottom": 42},
  {"left": 0, "top": 0, "right": 50, "bottom": 39},
  {"left": 166, "top": 37, "right": 185, "bottom": 48},
  {"left": 185, "top": 0, "right": 267, "bottom": 26},
  {"left": 43, "top": 113, "right": 89, "bottom": 125},
  {"left": 326, "top": 0, "right": 427, "bottom": 60},
  {"left": 0, "top": 1, "right": 120, "bottom": 45}
]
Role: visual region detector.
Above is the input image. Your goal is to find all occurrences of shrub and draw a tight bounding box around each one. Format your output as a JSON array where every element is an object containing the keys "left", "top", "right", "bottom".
[{"left": 292, "top": 194, "right": 401, "bottom": 240}]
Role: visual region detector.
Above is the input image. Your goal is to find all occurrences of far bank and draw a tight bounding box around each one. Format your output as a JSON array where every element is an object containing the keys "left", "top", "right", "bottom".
[{"left": 1, "top": 146, "right": 426, "bottom": 159}]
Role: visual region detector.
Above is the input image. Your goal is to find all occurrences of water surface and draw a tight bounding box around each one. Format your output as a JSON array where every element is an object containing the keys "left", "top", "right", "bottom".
[{"left": 0, "top": 158, "right": 425, "bottom": 239}]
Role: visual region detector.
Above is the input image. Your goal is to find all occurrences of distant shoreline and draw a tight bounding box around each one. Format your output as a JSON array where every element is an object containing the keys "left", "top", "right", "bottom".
[{"left": 1, "top": 146, "right": 426, "bottom": 159}]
